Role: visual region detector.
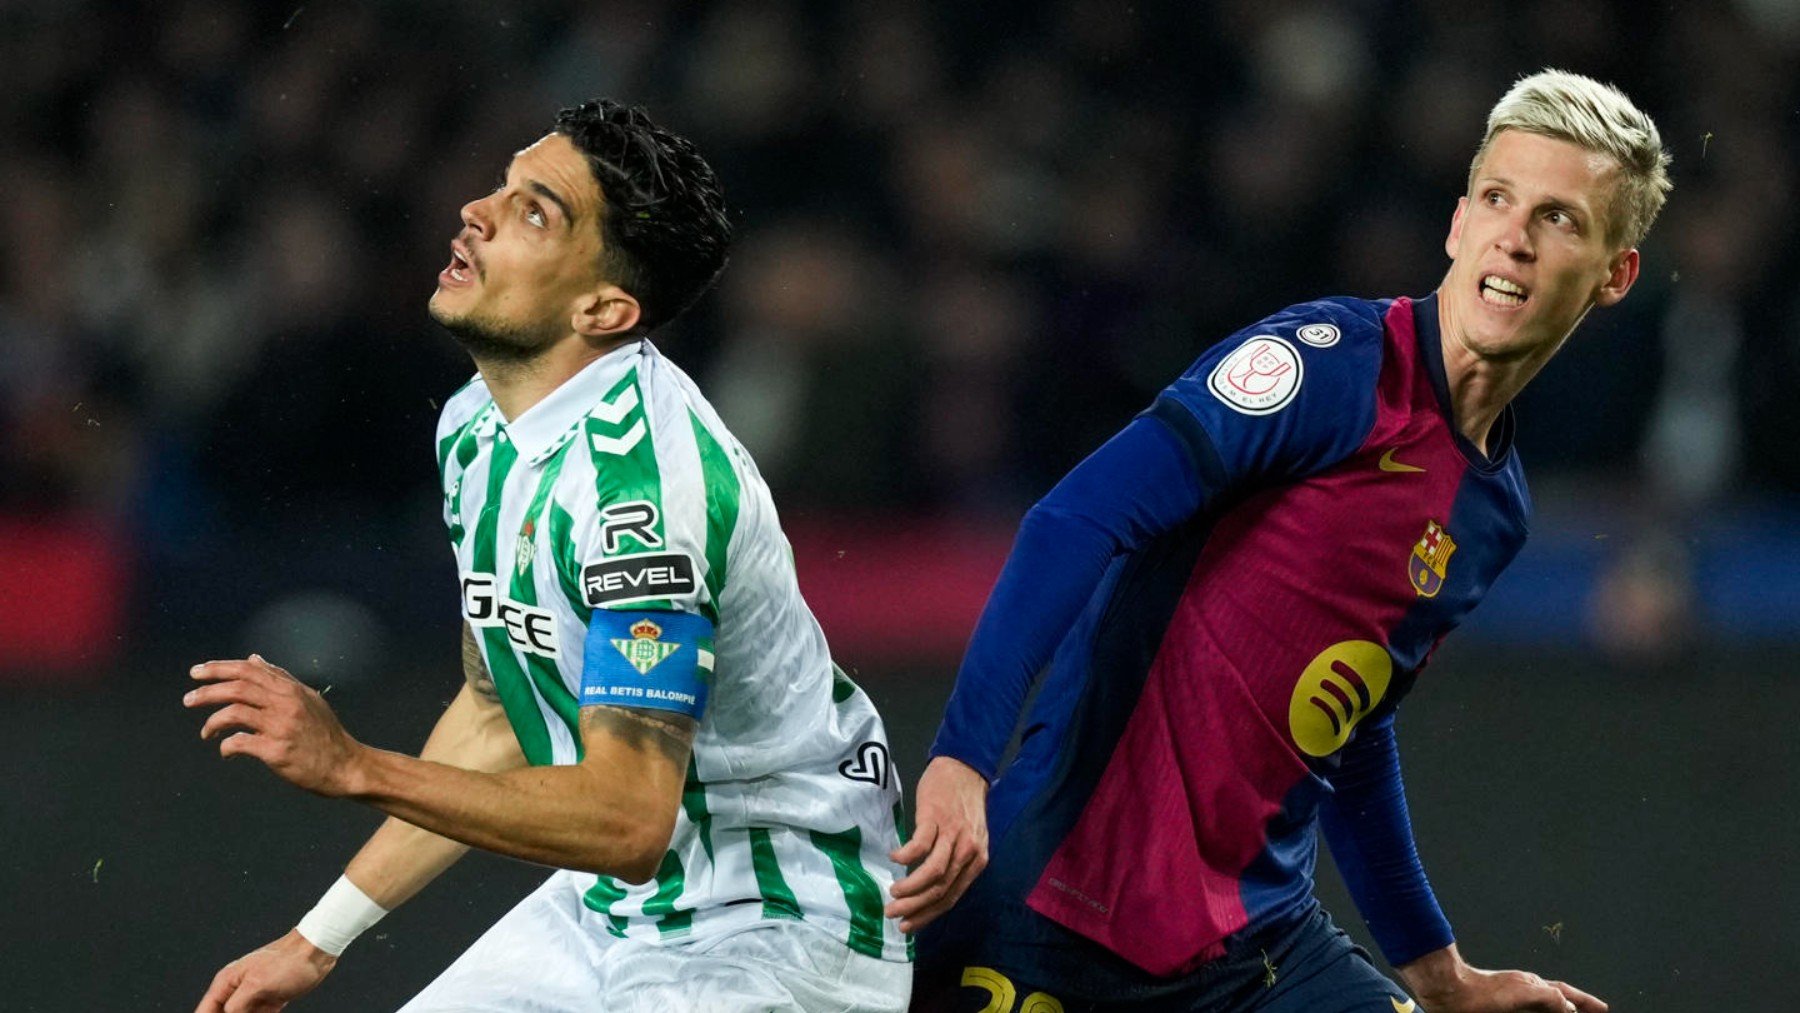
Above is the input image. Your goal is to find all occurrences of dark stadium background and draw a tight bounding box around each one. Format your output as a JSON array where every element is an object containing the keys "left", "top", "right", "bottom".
[{"left": 4, "top": 1, "right": 1797, "bottom": 1009}]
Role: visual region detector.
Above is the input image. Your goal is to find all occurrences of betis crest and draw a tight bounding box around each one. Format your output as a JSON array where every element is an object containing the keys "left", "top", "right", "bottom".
[
  {"left": 612, "top": 618, "right": 680, "bottom": 675},
  {"left": 515, "top": 518, "right": 536, "bottom": 575},
  {"left": 1408, "top": 520, "right": 1457, "bottom": 598}
]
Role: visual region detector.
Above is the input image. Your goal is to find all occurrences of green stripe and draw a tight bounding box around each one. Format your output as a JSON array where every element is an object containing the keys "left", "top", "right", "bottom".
[
  {"left": 689, "top": 409, "right": 741, "bottom": 623},
  {"left": 470, "top": 435, "right": 553, "bottom": 765},
  {"left": 581, "top": 878, "right": 631, "bottom": 937},
  {"left": 810, "top": 826, "right": 886, "bottom": 958},
  {"left": 831, "top": 663, "right": 857, "bottom": 704},
  {"left": 586, "top": 370, "right": 675, "bottom": 610},
  {"left": 547, "top": 502, "right": 590, "bottom": 621},
  {"left": 642, "top": 850, "right": 692, "bottom": 935},
  {"left": 436, "top": 403, "right": 482, "bottom": 476},
  {"left": 507, "top": 441, "right": 580, "bottom": 756},
  {"left": 682, "top": 761, "right": 714, "bottom": 864},
  {"left": 443, "top": 405, "right": 492, "bottom": 547},
  {"left": 748, "top": 828, "right": 803, "bottom": 921}
]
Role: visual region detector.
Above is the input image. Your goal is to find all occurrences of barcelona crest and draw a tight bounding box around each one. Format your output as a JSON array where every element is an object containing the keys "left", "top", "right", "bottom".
[
  {"left": 612, "top": 618, "right": 681, "bottom": 675},
  {"left": 1408, "top": 520, "right": 1457, "bottom": 598}
]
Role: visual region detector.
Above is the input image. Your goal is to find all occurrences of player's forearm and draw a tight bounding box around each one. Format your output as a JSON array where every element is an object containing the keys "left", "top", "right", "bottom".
[
  {"left": 343, "top": 817, "right": 471, "bottom": 909},
  {"left": 338, "top": 747, "right": 673, "bottom": 883},
  {"left": 343, "top": 684, "right": 525, "bottom": 908},
  {"left": 1319, "top": 712, "right": 1453, "bottom": 965}
]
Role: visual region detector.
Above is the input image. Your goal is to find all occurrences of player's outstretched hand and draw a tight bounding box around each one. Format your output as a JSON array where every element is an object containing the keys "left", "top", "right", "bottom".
[
  {"left": 184, "top": 655, "right": 366, "bottom": 797},
  {"left": 196, "top": 929, "right": 337, "bottom": 1013},
  {"left": 886, "top": 755, "right": 989, "bottom": 934},
  {"left": 1398, "top": 944, "right": 1606, "bottom": 1013}
]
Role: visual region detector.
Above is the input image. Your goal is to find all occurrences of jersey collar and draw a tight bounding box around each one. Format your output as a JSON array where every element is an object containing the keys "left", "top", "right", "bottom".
[{"left": 500, "top": 339, "right": 647, "bottom": 466}]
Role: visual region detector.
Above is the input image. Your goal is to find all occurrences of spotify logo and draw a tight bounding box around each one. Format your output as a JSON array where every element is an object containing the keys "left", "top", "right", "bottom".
[{"left": 1287, "top": 640, "right": 1393, "bottom": 757}]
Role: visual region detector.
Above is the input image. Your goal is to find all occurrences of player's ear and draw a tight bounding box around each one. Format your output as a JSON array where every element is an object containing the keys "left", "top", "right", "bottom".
[
  {"left": 1443, "top": 197, "right": 1469, "bottom": 259},
  {"left": 1594, "top": 246, "right": 1639, "bottom": 308},
  {"left": 573, "top": 285, "right": 641, "bottom": 338}
]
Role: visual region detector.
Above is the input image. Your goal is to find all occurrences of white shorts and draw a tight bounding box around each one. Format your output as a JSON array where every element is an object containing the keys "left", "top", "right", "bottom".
[{"left": 398, "top": 870, "right": 913, "bottom": 1012}]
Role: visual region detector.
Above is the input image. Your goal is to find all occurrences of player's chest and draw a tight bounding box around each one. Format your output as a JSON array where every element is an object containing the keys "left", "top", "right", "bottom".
[
  {"left": 447, "top": 443, "right": 572, "bottom": 565},
  {"left": 1202, "top": 426, "right": 1527, "bottom": 652}
]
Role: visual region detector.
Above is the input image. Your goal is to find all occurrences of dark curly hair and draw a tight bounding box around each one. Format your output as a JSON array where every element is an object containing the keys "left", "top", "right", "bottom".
[{"left": 552, "top": 100, "right": 733, "bottom": 335}]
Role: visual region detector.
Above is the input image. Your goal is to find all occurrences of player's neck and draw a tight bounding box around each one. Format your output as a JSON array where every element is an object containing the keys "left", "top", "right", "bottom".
[
  {"left": 1435, "top": 300, "right": 1562, "bottom": 456},
  {"left": 477, "top": 333, "right": 632, "bottom": 422}
]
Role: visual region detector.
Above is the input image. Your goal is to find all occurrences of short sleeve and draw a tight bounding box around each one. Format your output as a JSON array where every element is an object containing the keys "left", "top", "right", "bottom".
[
  {"left": 1154, "top": 298, "right": 1388, "bottom": 485},
  {"left": 568, "top": 371, "right": 709, "bottom": 619},
  {"left": 566, "top": 368, "right": 716, "bottom": 718}
]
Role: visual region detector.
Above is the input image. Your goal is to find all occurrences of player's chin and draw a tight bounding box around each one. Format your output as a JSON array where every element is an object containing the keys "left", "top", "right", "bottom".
[{"left": 427, "top": 294, "right": 482, "bottom": 334}]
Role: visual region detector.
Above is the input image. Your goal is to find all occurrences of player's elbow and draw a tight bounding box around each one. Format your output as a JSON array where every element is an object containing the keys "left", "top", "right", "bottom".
[
  {"left": 608, "top": 833, "right": 669, "bottom": 885},
  {"left": 594, "top": 808, "right": 677, "bottom": 884},
  {"left": 610, "top": 850, "right": 661, "bottom": 886}
]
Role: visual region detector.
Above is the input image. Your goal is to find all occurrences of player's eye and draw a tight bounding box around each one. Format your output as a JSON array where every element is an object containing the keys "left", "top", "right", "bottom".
[
  {"left": 1483, "top": 190, "right": 1505, "bottom": 206},
  {"left": 526, "top": 205, "right": 547, "bottom": 228},
  {"left": 1546, "top": 209, "right": 1576, "bottom": 230}
]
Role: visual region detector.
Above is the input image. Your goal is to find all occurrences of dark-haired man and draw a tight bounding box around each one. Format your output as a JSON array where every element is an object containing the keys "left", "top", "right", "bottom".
[
  {"left": 188, "top": 100, "right": 911, "bottom": 1012},
  {"left": 898, "top": 70, "right": 1669, "bottom": 1012}
]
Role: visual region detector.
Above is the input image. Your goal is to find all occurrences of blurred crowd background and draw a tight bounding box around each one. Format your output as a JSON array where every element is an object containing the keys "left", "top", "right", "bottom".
[
  {"left": 5, "top": 2, "right": 1800, "bottom": 1009},
  {"left": 3, "top": 0, "right": 1799, "bottom": 674}
]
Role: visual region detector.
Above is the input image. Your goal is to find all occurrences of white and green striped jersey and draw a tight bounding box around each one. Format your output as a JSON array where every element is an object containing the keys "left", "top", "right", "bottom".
[{"left": 434, "top": 339, "right": 909, "bottom": 962}]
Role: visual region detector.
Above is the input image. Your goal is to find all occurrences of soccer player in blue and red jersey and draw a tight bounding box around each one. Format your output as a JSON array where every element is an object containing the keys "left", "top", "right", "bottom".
[{"left": 891, "top": 70, "right": 1671, "bottom": 1013}]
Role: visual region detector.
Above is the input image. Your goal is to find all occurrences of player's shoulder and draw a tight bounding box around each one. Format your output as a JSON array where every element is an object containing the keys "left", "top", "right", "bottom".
[
  {"left": 1264, "top": 295, "right": 1390, "bottom": 350},
  {"left": 435, "top": 373, "right": 493, "bottom": 443},
  {"left": 1151, "top": 296, "right": 1395, "bottom": 480},
  {"left": 1179, "top": 296, "right": 1389, "bottom": 381},
  {"left": 1167, "top": 295, "right": 1392, "bottom": 417}
]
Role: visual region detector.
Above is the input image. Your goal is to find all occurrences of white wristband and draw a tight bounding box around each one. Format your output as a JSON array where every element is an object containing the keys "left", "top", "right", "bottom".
[{"left": 295, "top": 875, "right": 389, "bottom": 956}]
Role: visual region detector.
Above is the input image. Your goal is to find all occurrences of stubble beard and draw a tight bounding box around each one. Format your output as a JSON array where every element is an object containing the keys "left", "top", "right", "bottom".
[{"left": 430, "top": 302, "right": 556, "bottom": 366}]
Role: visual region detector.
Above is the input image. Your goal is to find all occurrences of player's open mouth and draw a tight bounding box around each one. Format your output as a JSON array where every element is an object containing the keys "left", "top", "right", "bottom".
[
  {"left": 440, "top": 241, "right": 478, "bottom": 288},
  {"left": 1479, "top": 274, "right": 1527, "bottom": 308}
]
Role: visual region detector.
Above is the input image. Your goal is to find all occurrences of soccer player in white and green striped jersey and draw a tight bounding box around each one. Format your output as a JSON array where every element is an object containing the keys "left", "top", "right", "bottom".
[{"left": 186, "top": 99, "right": 913, "bottom": 1012}]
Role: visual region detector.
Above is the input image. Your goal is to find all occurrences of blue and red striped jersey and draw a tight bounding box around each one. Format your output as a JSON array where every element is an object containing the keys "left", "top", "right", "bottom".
[{"left": 931, "top": 294, "right": 1530, "bottom": 975}]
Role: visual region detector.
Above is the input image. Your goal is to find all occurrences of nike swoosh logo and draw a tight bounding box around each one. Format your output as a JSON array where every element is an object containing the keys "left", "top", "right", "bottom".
[
  {"left": 1391, "top": 999, "right": 1417, "bottom": 1012},
  {"left": 1379, "top": 448, "right": 1426, "bottom": 473}
]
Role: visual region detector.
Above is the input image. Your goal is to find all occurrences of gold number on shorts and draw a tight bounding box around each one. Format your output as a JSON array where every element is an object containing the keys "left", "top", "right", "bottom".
[
  {"left": 961, "top": 967, "right": 1016, "bottom": 1013},
  {"left": 960, "top": 967, "right": 1064, "bottom": 1013}
]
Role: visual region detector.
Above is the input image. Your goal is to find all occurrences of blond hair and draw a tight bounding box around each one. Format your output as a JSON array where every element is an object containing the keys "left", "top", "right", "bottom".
[{"left": 1469, "top": 69, "right": 1672, "bottom": 248}]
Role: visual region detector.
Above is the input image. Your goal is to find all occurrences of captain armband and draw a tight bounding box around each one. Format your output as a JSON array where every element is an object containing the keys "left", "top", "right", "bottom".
[{"left": 580, "top": 609, "right": 715, "bottom": 720}]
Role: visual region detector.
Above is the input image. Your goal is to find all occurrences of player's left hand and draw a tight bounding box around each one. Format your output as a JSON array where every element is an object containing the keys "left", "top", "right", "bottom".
[
  {"left": 185, "top": 655, "right": 366, "bottom": 797},
  {"left": 1398, "top": 950, "right": 1607, "bottom": 1013},
  {"left": 1425, "top": 970, "right": 1604, "bottom": 1012},
  {"left": 886, "top": 755, "right": 989, "bottom": 934}
]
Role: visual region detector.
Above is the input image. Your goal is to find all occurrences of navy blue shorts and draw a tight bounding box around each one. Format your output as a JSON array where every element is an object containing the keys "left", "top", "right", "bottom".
[{"left": 913, "top": 884, "right": 1414, "bottom": 1013}]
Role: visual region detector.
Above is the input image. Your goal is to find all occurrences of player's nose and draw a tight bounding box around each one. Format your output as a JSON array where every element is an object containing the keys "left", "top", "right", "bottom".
[
  {"left": 1493, "top": 210, "right": 1534, "bottom": 259},
  {"left": 459, "top": 195, "right": 495, "bottom": 239}
]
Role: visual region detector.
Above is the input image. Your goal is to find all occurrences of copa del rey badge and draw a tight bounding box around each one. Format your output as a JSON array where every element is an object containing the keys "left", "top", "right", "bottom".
[
  {"left": 1409, "top": 520, "right": 1457, "bottom": 598},
  {"left": 1208, "top": 335, "right": 1303, "bottom": 415},
  {"left": 612, "top": 618, "right": 680, "bottom": 675}
]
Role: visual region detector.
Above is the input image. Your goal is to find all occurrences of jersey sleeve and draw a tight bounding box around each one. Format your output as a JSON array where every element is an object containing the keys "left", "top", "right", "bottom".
[
  {"left": 929, "top": 413, "right": 1212, "bottom": 778},
  {"left": 1316, "top": 710, "right": 1455, "bottom": 966},
  {"left": 1151, "top": 297, "right": 1388, "bottom": 485},
  {"left": 568, "top": 372, "right": 715, "bottom": 721}
]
